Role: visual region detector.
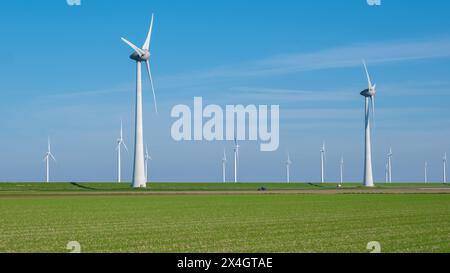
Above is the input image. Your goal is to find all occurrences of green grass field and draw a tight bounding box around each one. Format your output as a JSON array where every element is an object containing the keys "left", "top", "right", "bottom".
[{"left": 0, "top": 183, "right": 449, "bottom": 253}]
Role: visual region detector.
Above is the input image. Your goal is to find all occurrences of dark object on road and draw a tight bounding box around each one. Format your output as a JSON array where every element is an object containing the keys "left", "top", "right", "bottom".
[{"left": 258, "top": 187, "right": 268, "bottom": 191}]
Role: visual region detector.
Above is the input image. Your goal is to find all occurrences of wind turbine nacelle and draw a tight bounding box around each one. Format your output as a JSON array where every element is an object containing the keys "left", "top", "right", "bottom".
[
  {"left": 130, "top": 51, "right": 150, "bottom": 62},
  {"left": 360, "top": 89, "right": 376, "bottom": 97}
]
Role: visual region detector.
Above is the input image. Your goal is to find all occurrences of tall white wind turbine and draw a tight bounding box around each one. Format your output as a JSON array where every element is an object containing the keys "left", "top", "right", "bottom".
[
  {"left": 340, "top": 156, "right": 344, "bottom": 185},
  {"left": 286, "top": 152, "right": 292, "bottom": 183},
  {"left": 234, "top": 138, "right": 240, "bottom": 183},
  {"left": 320, "top": 142, "right": 326, "bottom": 183},
  {"left": 43, "top": 137, "right": 56, "bottom": 183},
  {"left": 387, "top": 147, "right": 393, "bottom": 183},
  {"left": 443, "top": 153, "right": 447, "bottom": 184},
  {"left": 222, "top": 149, "right": 227, "bottom": 183},
  {"left": 121, "top": 14, "right": 158, "bottom": 188},
  {"left": 360, "top": 60, "right": 376, "bottom": 187},
  {"left": 144, "top": 145, "right": 152, "bottom": 182},
  {"left": 424, "top": 161, "right": 428, "bottom": 184},
  {"left": 116, "top": 120, "right": 128, "bottom": 183}
]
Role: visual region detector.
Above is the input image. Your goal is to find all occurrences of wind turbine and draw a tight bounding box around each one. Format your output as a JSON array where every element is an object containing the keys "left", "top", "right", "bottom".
[
  {"left": 144, "top": 145, "right": 152, "bottom": 182},
  {"left": 385, "top": 162, "right": 389, "bottom": 184},
  {"left": 286, "top": 152, "right": 292, "bottom": 183},
  {"left": 116, "top": 120, "right": 128, "bottom": 183},
  {"left": 360, "top": 60, "right": 376, "bottom": 187},
  {"left": 234, "top": 138, "right": 240, "bottom": 183},
  {"left": 320, "top": 142, "right": 326, "bottom": 183},
  {"left": 424, "top": 161, "right": 428, "bottom": 184},
  {"left": 443, "top": 153, "right": 447, "bottom": 184},
  {"left": 387, "top": 147, "right": 393, "bottom": 183},
  {"left": 121, "top": 14, "right": 158, "bottom": 188},
  {"left": 340, "top": 156, "right": 344, "bottom": 185},
  {"left": 222, "top": 149, "right": 227, "bottom": 183},
  {"left": 43, "top": 137, "right": 56, "bottom": 183}
]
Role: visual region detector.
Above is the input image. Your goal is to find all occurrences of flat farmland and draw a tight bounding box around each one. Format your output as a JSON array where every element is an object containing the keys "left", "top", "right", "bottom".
[{"left": 0, "top": 184, "right": 449, "bottom": 253}]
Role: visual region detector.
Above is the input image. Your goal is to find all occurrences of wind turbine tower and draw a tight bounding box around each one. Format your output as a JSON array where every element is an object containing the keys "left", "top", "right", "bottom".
[
  {"left": 43, "top": 137, "right": 56, "bottom": 183},
  {"left": 385, "top": 162, "right": 389, "bottom": 184},
  {"left": 320, "top": 142, "right": 326, "bottom": 183},
  {"left": 222, "top": 149, "right": 227, "bottom": 183},
  {"left": 360, "top": 60, "right": 376, "bottom": 187},
  {"left": 340, "top": 156, "right": 344, "bottom": 185},
  {"left": 444, "top": 153, "right": 447, "bottom": 184},
  {"left": 121, "top": 14, "right": 158, "bottom": 188},
  {"left": 116, "top": 120, "right": 128, "bottom": 183},
  {"left": 387, "top": 148, "right": 393, "bottom": 183},
  {"left": 144, "top": 145, "right": 152, "bottom": 182},
  {"left": 424, "top": 161, "right": 428, "bottom": 184},
  {"left": 286, "top": 152, "right": 292, "bottom": 183},
  {"left": 234, "top": 138, "right": 240, "bottom": 183}
]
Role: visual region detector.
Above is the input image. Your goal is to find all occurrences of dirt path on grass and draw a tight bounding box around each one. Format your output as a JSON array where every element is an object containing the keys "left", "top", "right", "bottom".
[{"left": 1, "top": 188, "right": 450, "bottom": 198}]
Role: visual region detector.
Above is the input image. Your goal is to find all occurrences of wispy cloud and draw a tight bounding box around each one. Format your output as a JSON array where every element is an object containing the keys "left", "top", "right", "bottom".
[
  {"left": 159, "top": 37, "right": 450, "bottom": 88},
  {"left": 228, "top": 87, "right": 357, "bottom": 102}
]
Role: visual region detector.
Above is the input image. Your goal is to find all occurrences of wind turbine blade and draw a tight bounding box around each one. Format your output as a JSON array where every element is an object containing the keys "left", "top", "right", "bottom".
[
  {"left": 363, "top": 60, "right": 372, "bottom": 88},
  {"left": 123, "top": 142, "right": 129, "bottom": 153},
  {"left": 121, "top": 37, "right": 144, "bottom": 56},
  {"left": 142, "top": 14, "right": 154, "bottom": 51},
  {"left": 145, "top": 60, "right": 158, "bottom": 114},
  {"left": 50, "top": 153, "right": 56, "bottom": 162},
  {"left": 120, "top": 119, "right": 123, "bottom": 139}
]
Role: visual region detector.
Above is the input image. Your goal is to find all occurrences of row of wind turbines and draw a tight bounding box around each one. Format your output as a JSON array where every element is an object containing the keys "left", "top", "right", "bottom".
[
  {"left": 41, "top": 14, "right": 448, "bottom": 187},
  {"left": 218, "top": 140, "right": 448, "bottom": 184}
]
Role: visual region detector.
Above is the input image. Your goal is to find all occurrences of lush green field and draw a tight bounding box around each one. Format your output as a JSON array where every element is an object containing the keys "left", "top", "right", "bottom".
[{"left": 0, "top": 190, "right": 449, "bottom": 253}]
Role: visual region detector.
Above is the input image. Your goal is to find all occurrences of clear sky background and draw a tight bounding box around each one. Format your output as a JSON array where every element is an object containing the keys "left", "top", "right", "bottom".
[{"left": 0, "top": 0, "right": 449, "bottom": 183}]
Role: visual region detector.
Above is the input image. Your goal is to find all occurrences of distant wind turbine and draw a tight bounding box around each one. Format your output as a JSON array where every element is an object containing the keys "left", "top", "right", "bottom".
[
  {"left": 43, "top": 137, "right": 56, "bottom": 183},
  {"left": 116, "top": 120, "right": 128, "bottom": 183},
  {"left": 144, "top": 145, "right": 152, "bottom": 182},
  {"left": 387, "top": 147, "right": 393, "bottom": 183},
  {"left": 320, "top": 142, "right": 326, "bottom": 183},
  {"left": 360, "top": 60, "right": 376, "bottom": 187},
  {"left": 340, "top": 156, "right": 344, "bottom": 185},
  {"left": 234, "top": 138, "right": 240, "bottom": 183},
  {"left": 443, "top": 153, "right": 447, "bottom": 184},
  {"left": 121, "top": 14, "right": 158, "bottom": 188},
  {"left": 222, "top": 149, "right": 227, "bottom": 183},
  {"left": 385, "top": 162, "right": 389, "bottom": 184},
  {"left": 286, "top": 152, "right": 292, "bottom": 183},
  {"left": 424, "top": 161, "right": 428, "bottom": 184}
]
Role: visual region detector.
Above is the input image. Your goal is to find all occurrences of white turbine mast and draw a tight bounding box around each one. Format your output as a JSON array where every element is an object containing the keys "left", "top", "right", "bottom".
[
  {"left": 385, "top": 162, "right": 389, "bottom": 184},
  {"left": 424, "top": 161, "right": 428, "bottom": 184},
  {"left": 234, "top": 138, "right": 240, "bottom": 183},
  {"left": 43, "top": 137, "right": 56, "bottom": 183},
  {"left": 121, "top": 14, "right": 158, "bottom": 188},
  {"left": 320, "top": 142, "right": 326, "bottom": 183},
  {"left": 443, "top": 153, "right": 447, "bottom": 184},
  {"left": 222, "top": 149, "right": 227, "bottom": 183},
  {"left": 360, "top": 60, "right": 376, "bottom": 187},
  {"left": 387, "top": 147, "right": 393, "bottom": 183},
  {"left": 286, "top": 152, "right": 292, "bottom": 183},
  {"left": 116, "top": 120, "right": 128, "bottom": 183},
  {"left": 144, "top": 145, "right": 152, "bottom": 182}
]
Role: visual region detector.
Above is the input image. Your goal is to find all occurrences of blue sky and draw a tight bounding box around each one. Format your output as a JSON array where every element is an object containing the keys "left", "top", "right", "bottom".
[{"left": 0, "top": 0, "right": 449, "bottom": 182}]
